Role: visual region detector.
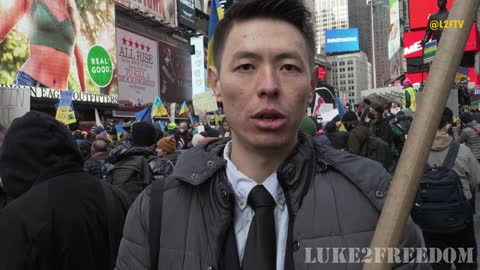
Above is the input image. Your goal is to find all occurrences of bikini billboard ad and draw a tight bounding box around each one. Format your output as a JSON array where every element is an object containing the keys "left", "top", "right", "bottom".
[{"left": 0, "top": 0, "right": 117, "bottom": 95}]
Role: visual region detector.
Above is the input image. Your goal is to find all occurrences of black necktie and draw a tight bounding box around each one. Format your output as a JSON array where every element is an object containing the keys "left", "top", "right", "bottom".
[{"left": 242, "top": 185, "right": 276, "bottom": 270}]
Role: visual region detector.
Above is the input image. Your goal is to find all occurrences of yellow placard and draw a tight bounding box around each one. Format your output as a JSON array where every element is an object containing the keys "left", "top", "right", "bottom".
[
  {"left": 192, "top": 90, "right": 218, "bottom": 113},
  {"left": 65, "top": 109, "right": 77, "bottom": 125},
  {"left": 55, "top": 106, "right": 70, "bottom": 124}
]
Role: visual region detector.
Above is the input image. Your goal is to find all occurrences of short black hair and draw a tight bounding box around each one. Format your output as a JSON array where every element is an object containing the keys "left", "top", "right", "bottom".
[
  {"left": 72, "top": 130, "right": 84, "bottom": 140},
  {"left": 212, "top": 0, "right": 315, "bottom": 70},
  {"left": 439, "top": 107, "right": 453, "bottom": 130}
]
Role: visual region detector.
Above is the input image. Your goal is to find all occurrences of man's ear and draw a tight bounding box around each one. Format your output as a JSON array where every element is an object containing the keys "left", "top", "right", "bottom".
[
  {"left": 208, "top": 66, "right": 223, "bottom": 103},
  {"left": 309, "top": 66, "right": 319, "bottom": 102}
]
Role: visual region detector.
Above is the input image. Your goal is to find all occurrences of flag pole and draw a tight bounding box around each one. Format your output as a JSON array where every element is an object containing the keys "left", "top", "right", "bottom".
[{"left": 363, "top": 0, "right": 480, "bottom": 269}]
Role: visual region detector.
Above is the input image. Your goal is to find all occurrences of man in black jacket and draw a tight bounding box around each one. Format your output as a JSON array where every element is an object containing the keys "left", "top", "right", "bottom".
[
  {"left": 0, "top": 111, "right": 129, "bottom": 270},
  {"left": 84, "top": 140, "right": 112, "bottom": 179}
]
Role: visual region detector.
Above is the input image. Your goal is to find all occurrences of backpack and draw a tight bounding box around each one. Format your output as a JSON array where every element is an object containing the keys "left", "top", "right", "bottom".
[
  {"left": 96, "top": 159, "right": 114, "bottom": 181},
  {"left": 366, "top": 135, "right": 393, "bottom": 171},
  {"left": 411, "top": 142, "right": 474, "bottom": 233},
  {"left": 106, "top": 155, "right": 153, "bottom": 204}
]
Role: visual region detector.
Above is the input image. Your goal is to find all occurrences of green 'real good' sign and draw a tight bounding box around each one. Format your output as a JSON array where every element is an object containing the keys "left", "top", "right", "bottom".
[{"left": 87, "top": 45, "right": 113, "bottom": 87}]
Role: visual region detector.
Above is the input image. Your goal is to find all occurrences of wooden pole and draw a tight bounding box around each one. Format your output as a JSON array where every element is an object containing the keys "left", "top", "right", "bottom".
[{"left": 363, "top": 0, "right": 480, "bottom": 269}]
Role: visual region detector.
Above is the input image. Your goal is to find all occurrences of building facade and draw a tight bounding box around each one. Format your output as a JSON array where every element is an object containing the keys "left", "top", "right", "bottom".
[
  {"left": 316, "top": 0, "right": 391, "bottom": 87},
  {"left": 328, "top": 52, "right": 371, "bottom": 105}
]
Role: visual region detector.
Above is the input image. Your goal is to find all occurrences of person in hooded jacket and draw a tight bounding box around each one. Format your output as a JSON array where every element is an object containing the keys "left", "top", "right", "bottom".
[
  {"left": 0, "top": 111, "right": 129, "bottom": 270},
  {"left": 367, "top": 102, "right": 393, "bottom": 146},
  {"left": 324, "top": 121, "right": 348, "bottom": 149}
]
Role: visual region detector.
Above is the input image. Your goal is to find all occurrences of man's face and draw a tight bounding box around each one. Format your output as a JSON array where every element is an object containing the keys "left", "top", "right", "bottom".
[
  {"left": 208, "top": 18, "right": 317, "bottom": 151},
  {"left": 179, "top": 122, "right": 188, "bottom": 132}
]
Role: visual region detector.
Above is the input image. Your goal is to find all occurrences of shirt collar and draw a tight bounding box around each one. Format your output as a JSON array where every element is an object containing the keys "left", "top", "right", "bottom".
[{"left": 223, "top": 141, "right": 285, "bottom": 211}]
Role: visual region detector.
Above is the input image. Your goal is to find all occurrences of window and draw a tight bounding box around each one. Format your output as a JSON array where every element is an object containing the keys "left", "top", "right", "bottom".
[
  {"left": 348, "top": 86, "right": 355, "bottom": 90},
  {"left": 339, "top": 61, "right": 345, "bottom": 66}
]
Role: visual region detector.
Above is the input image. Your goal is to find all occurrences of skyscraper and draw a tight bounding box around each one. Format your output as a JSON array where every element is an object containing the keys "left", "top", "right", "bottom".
[
  {"left": 315, "top": 0, "right": 349, "bottom": 55},
  {"left": 315, "top": 0, "right": 391, "bottom": 88}
]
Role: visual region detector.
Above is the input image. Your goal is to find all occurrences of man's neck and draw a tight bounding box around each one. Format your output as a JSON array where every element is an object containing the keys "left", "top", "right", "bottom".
[{"left": 229, "top": 138, "right": 297, "bottom": 184}]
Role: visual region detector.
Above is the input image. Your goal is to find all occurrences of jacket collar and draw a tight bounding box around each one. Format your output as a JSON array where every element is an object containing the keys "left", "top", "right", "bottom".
[{"left": 172, "top": 133, "right": 321, "bottom": 216}]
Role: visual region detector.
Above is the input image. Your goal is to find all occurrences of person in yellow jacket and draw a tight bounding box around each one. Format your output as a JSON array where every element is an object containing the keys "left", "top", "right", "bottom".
[{"left": 402, "top": 78, "right": 417, "bottom": 112}]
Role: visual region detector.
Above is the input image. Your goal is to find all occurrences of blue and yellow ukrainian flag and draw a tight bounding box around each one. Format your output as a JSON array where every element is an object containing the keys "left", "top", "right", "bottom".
[
  {"left": 207, "top": 0, "right": 225, "bottom": 80},
  {"left": 151, "top": 96, "right": 169, "bottom": 120},
  {"left": 179, "top": 101, "right": 189, "bottom": 116}
]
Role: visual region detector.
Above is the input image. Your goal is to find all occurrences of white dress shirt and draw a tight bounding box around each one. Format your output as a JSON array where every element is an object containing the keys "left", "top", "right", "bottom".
[{"left": 223, "top": 141, "right": 289, "bottom": 270}]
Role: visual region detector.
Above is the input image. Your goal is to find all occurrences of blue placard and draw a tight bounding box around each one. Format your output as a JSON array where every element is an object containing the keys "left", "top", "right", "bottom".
[
  {"left": 59, "top": 90, "right": 74, "bottom": 107},
  {"left": 325, "top": 28, "right": 360, "bottom": 53}
]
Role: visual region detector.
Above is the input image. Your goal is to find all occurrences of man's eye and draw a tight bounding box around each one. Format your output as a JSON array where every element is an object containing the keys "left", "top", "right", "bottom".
[
  {"left": 281, "top": 64, "right": 300, "bottom": 72},
  {"left": 237, "top": 64, "right": 255, "bottom": 71}
]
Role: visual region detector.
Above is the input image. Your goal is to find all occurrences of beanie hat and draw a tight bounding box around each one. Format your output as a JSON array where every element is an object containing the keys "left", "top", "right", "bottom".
[
  {"left": 460, "top": 112, "right": 473, "bottom": 124},
  {"left": 131, "top": 121, "right": 156, "bottom": 146},
  {"left": 156, "top": 135, "right": 176, "bottom": 154},
  {"left": 167, "top": 122, "right": 178, "bottom": 131},
  {"left": 192, "top": 134, "right": 205, "bottom": 147},
  {"left": 403, "top": 78, "right": 412, "bottom": 87},
  {"left": 342, "top": 111, "right": 358, "bottom": 122},
  {"left": 299, "top": 116, "right": 317, "bottom": 136},
  {"left": 325, "top": 121, "right": 337, "bottom": 133}
]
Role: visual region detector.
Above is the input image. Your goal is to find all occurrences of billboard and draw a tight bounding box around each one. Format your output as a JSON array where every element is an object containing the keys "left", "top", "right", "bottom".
[
  {"left": 116, "top": 28, "right": 159, "bottom": 111},
  {"left": 409, "top": 0, "right": 453, "bottom": 30},
  {"left": 404, "top": 26, "right": 478, "bottom": 59},
  {"left": 325, "top": 28, "right": 360, "bottom": 53},
  {"left": 178, "top": 0, "right": 196, "bottom": 29},
  {"left": 389, "top": 0, "right": 402, "bottom": 79},
  {"left": 0, "top": 0, "right": 117, "bottom": 95},
  {"left": 190, "top": 35, "right": 206, "bottom": 96},
  {"left": 158, "top": 40, "right": 192, "bottom": 104},
  {"left": 122, "top": 0, "right": 178, "bottom": 27}
]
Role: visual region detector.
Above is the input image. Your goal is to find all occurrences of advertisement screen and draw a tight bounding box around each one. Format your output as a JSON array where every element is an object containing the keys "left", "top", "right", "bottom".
[
  {"left": 409, "top": 0, "right": 453, "bottom": 30},
  {"left": 0, "top": 0, "right": 117, "bottom": 95},
  {"left": 325, "top": 28, "right": 360, "bottom": 53},
  {"left": 389, "top": 0, "right": 401, "bottom": 79},
  {"left": 116, "top": 28, "right": 159, "bottom": 111},
  {"left": 178, "top": 0, "right": 196, "bottom": 29},
  {"left": 128, "top": 0, "right": 178, "bottom": 27},
  {"left": 404, "top": 26, "right": 477, "bottom": 59},
  {"left": 158, "top": 40, "right": 192, "bottom": 105}
]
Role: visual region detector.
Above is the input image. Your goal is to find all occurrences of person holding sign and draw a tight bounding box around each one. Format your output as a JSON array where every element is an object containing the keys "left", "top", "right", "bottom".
[{"left": 0, "top": 0, "right": 86, "bottom": 92}]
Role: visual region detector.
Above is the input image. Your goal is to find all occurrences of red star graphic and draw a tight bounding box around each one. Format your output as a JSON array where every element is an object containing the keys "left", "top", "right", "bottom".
[
  {"left": 135, "top": 41, "right": 139, "bottom": 49},
  {"left": 122, "top": 37, "right": 127, "bottom": 45},
  {"left": 128, "top": 39, "right": 133, "bottom": 47},
  {"left": 141, "top": 43, "right": 145, "bottom": 50},
  {"left": 146, "top": 46, "right": 150, "bottom": 52}
]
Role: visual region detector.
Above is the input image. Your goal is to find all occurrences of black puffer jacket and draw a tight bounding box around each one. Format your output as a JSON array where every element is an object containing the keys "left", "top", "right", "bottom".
[
  {"left": 0, "top": 111, "right": 129, "bottom": 270},
  {"left": 108, "top": 144, "right": 173, "bottom": 203},
  {"left": 83, "top": 154, "right": 110, "bottom": 179}
]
